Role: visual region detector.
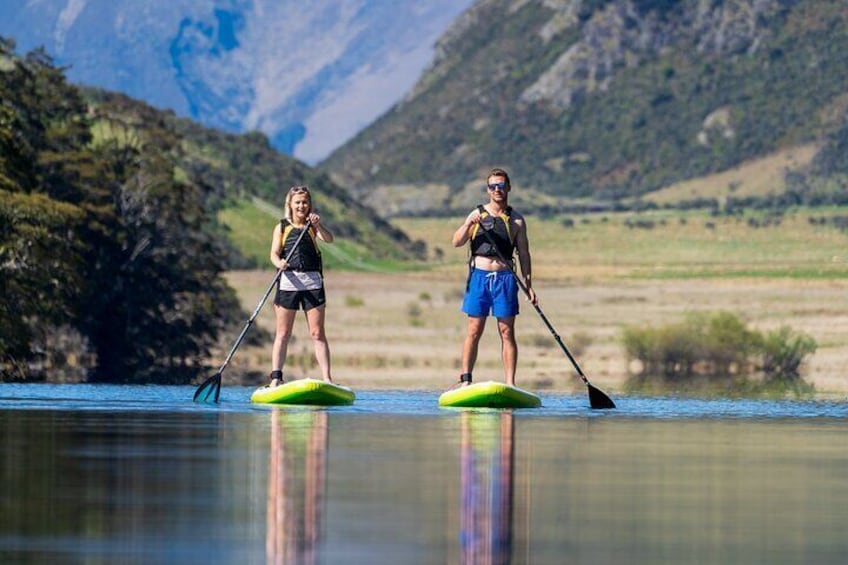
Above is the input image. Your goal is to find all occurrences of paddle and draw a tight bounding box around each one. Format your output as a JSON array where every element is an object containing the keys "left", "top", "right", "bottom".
[
  {"left": 477, "top": 215, "right": 616, "bottom": 409},
  {"left": 193, "top": 219, "right": 313, "bottom": 403}
]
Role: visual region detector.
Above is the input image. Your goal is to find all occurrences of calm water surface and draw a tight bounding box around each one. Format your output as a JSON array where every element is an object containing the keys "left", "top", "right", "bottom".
[{"left": 1, "top": 384, "right": 848, "bottom": 564}]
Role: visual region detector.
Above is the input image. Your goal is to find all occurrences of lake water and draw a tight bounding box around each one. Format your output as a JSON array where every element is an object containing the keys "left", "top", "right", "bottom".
[{"left": 2, "top": 384, "right": 848, "bottom": 564}]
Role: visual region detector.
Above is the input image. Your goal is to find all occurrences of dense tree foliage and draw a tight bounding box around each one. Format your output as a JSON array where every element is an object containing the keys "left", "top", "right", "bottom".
[{"left": 1, "top": 38, "right": 241, "bottom": 383}]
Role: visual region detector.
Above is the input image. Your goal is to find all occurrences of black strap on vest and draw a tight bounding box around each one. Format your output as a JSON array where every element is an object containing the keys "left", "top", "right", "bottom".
[
  {"left": 471, "top": 204, "right": 513, "bottom": 259},
  {"left": 465, "top": 205, "right": 514, "bottom": 291},
  {"left": 280, "top": 219, "right": 323, "bottom": 275}
]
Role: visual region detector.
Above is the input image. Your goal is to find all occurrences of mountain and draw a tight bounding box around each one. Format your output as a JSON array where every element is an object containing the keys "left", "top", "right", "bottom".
[
  {"left": 0, "top": 0, "right": 473, "bottom": 163},
  {"left": 321, "top": 0, "right": 848, "bottom": 213}
]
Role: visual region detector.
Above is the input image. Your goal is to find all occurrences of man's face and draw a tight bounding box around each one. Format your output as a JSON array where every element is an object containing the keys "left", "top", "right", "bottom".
[{"left": 486, "top": 175, "right": 508, "bottom": 201}]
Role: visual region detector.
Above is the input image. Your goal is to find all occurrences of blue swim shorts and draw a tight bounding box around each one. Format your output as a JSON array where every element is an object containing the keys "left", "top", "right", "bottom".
[{"left": 461, "top": 268, "right": 519, "bottom": 318}]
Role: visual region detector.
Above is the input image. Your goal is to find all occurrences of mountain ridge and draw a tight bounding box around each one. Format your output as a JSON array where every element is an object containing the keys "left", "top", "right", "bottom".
[
  {"left": 0, "top": 0, "right": 474, "bottom": 162},
  {"left": 321, "top": 0, "right": 848, "bottom": 214}
]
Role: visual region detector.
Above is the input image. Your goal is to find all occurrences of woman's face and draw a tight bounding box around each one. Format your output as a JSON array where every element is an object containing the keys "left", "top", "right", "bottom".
[{"left": 290, "top": 193, "right": 311, "bottom": 219}]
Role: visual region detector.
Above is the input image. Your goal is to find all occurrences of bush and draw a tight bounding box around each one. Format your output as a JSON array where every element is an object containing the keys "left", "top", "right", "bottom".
[
  {"left": 622, "top": 321, "right": 702, "bottom": 380},
  {"left": 345, "top": 295, "right": 365, "bottom": 307},
  {"left": 622, "top": 312, "right": 816, "bottom": 387},
  {"left": 760, "top": 326, "right": 817, "bottom": 382},
  {"left": 699, "top": 311, "right": 762, "bottom": 376}
]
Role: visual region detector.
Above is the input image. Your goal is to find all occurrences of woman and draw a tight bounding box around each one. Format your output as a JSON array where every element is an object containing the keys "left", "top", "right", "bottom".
[{"left": 268, "top": 185, "right": 335, "bottom": 386}]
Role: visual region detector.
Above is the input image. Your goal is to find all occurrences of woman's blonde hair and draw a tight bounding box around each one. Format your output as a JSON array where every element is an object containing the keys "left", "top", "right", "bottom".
[{"left": 284, "top": 185, "right": 312, "bottom": 223}]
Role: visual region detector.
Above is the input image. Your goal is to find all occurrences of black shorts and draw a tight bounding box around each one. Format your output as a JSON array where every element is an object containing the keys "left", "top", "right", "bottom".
[{"left": 274, "top": 287, "right": 326, "bottom": 311}]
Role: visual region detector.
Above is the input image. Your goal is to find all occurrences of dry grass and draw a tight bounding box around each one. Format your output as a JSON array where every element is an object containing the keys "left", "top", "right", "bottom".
[
  {"left": 642, "top": 144, "right": 820, "bottom": 204},
  {"left": 220, "top": 270, "right": 848, "bottom": 396}
]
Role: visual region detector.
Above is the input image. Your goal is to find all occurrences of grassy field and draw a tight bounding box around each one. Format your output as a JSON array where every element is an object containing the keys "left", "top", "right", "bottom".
[
  {"left": 402, "top": 208, "right": 848, "bottom": 279},
  {"left": 215, "top": 206, "right": 848, "bottom": 397}
]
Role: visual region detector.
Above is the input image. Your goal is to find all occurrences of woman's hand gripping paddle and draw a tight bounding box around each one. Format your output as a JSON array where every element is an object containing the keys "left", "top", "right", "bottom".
[
  {"left": 478, "top": 215, "right": 615, "bottom": 409},
  {"left": 193, "top": 220, "right": 313, "bottom": 403}
]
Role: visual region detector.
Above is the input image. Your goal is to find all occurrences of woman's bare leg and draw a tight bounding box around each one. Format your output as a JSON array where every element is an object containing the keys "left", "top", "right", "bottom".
[
  {"left": 272, "top": 305, "right": 298, "bottom": 382},
  {"left": 305, "top": 305, "right": 332, "bottom": 382}
]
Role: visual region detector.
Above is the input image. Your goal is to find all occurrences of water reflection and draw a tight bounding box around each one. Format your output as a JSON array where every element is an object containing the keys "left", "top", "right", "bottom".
[
  {"left": 3, "top": 391, "right": 848, "bottom": 563},
  {"left": 459, "top": 412, "right": 523, "bottom": 565},
  {"left": 266, "top": 409, "right": 328, "bottom": 565}
]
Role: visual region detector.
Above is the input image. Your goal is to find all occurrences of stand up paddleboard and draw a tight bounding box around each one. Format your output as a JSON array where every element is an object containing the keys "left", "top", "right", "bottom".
[
  {"left": 438, "top": 381, "right": 541, "bottom": 409},
  {"left": 251, "top": 378, "right": 355, "bottom": 406}
]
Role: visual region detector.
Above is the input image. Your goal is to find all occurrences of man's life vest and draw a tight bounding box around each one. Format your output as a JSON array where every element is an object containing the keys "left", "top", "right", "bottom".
[
  {"left": 469, "top": 204, "right": 515, "bottom": 261},
  {"left": 279, "top": 219, "right": 322, "bottom": 273}
]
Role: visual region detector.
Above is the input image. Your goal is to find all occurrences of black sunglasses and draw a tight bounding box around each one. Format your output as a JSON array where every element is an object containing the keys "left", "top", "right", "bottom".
[{"left": 486, "top": 181, "right": 507, "bottom": 191}]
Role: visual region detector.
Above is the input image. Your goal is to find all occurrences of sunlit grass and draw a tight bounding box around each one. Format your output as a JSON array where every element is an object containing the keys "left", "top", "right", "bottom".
[
  {"left": 395, "top": 208, "right": 848, "bottom": 281},
  {"left": 220, "top": 197, "right": 848, "bottom": 279},
  {"left": 642, "top": 144, "right": 819, "bottom": 204},
  {"left": 218, "top": 198, "right": 417, "bottom": 272}
]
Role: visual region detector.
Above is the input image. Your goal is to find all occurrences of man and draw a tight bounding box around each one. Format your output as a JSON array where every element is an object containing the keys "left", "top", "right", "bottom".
[{"left": 451, "top": 168, "right": 536, "bottom": 387}]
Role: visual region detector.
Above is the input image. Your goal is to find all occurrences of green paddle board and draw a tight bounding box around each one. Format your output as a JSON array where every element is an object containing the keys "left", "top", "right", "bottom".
[
  {"left": 251, "top": 378, "right": 355, "bottom": 406},
  {"left": 438, "top": 381, "right": 541, "bottom": 408}
]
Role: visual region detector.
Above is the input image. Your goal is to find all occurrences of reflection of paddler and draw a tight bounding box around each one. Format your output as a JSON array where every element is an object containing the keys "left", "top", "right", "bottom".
[
  {"left": 460, "top": 412, "right": 514, "bottom": 565},
  {"left": 267, "top": 409, "right": 328, "bottom": 565}
]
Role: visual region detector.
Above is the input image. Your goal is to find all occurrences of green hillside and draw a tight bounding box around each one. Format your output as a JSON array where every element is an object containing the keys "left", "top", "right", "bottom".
[
  {"left": 218, "top": 196, "right": 418, "bottom": 272},
  {"left": 84, "top": 90, "right": 427, "bottom": 266},
  {"left": 322, "top": 0, "right": 848, "bottom": 212}
]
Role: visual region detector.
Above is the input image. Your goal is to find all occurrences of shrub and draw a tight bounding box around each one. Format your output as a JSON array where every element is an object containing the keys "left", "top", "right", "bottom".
[
  {"left": 622, "top": 312, "right": 815, "bottom": 386},
  {"left": 698, "top": 311, "right": 762, "bottom": 376},
  {"left": 345, "top": 295, "right": 365, "bottom": 307},
  {"left": 622, "top": 319, "right": 702, "bottom": 380},
  {"left": 407, "top": 302, "right": 422, "bottom": 318},
  {"left": 760, "top": 326, "right": 817, "bottom": 382}
]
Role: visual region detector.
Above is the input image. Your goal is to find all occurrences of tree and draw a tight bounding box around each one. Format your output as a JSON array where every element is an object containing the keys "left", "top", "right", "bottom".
[
  {"left": 1, "top": 38, "right": 241, "bottom": 382},
  {"left": 0, "top": 191, "right": 84, "bottom": 377}
]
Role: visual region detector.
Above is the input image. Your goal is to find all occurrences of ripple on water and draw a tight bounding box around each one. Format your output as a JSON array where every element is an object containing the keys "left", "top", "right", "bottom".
[{"left": 0, "top": 383, "right": 846, "bottom": 420}]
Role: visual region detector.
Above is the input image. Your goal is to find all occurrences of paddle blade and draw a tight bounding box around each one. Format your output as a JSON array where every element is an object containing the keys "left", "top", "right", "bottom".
[
  {"left": 193, "top": 373, "right": 222, "bottom": 403},
  {"left": 587, "top": 383, "right": 616, "bottom": 409}
]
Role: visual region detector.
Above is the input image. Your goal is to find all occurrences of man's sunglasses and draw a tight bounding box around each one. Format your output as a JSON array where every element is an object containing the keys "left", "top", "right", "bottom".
[{"left": 486, "top": 182, "right": 507, "bottom": 191}]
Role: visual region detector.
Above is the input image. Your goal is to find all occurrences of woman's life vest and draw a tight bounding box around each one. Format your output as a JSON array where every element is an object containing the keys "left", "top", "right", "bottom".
[
  {"left": 279, "top": 219, "right": 322, "bottom": 273},
  {"left": 469, "top": 204, "right": 515, "bottom": 261}
]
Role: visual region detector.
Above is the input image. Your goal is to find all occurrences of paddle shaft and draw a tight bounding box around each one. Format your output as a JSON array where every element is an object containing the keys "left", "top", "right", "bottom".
[{"left": 216, "top": 220, "right": 313, "bottom": 376}]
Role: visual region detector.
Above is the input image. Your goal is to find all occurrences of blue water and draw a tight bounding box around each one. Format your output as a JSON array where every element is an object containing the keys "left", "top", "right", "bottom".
[
  {"left": 2, "top": 384, "right": 848, "bottom": 564},
  {"left": 1, "top": 383, "right": 846, "bottom": 419}
]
